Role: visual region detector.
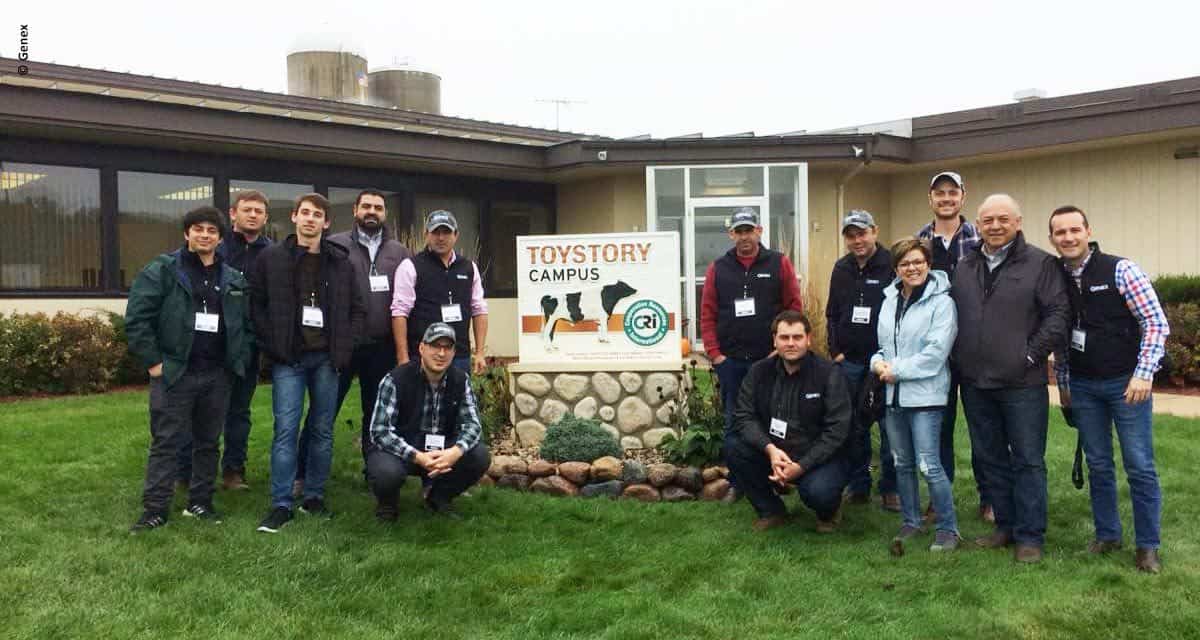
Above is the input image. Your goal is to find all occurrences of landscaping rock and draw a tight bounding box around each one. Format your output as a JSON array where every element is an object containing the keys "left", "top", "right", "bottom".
[
  {"left": 514, "top": 393, "right": 538, "bottom": 416},
  {"left": 515, "top": 419, "right": 547, "bottom": 447},
  {"left": 616, "top": 397, "right": 653, "bottom": 433},
  {"left": 618, "top": 371, "right": 643, "bottom": 393},
  {"left": 655, "top": 401, "right": 676, "bottom": 425},
  {"left": 527, "top": 460, "right": 557, "bottom": 478},
  {"left": 553, "top": 374, "right": 590, "bottom": 402},
  {"left": 557, "top": 461, "right": 591, "bottom": 485},
  {"left": 580, "top": 480, "right": 623, "bottom": 499},
  {"left": 675, "top": 466, "right": 703, "bottom": 492},
  {"left": 662, "top": 486, "right": 696, "bottom": 502},
  {"left": 644, "top": 373, "right": 680, "bottom": 405},
  {"left": 497, "top": 474, "right": 531, "bottom": 491},
  {"left": 621, "top": 483, "right": 661, "bottom": 502},
  {"left": 701, "top": 467, "right": 722, "bottom": 483},
  {"left": 621, "top": 460, "right": 648, "bottom": 484},
  {"left": 641, "top": 427, "right": 677, "bottom": 449},
  {"left": 538, "top": 399, "right": 569, "bottom": 426},
  {"left": 701, "top": 479, "right": 731, "bottom": 501},
  {"left": 601, "top": 423, "right": 621, "bottom": 441},
  {"left": 591, "top": 372, "right": 622, "bottom": 404},
  {"left": 598, "top": 405, "right": 615, "bottom": 421},
  {"left": 492, "top": 455, "right": 526, "bottom": 476},
  {"left": 573, "top": 396, "right": 598, "bottom": 420},
  {"left": 476, "top": 475, "right": 495, "bottom": 488},
  {"left": 517, "top": 373, "right": 551, "bottom": 397},
  {"left": 590, "top": 456, "right": 623, "bottom": 482},
  {"left": 621, "top": 436, "right": 643, "bottom": 450},
  {"left": 531, "top": 475, "right": 579, "bottom": 497},
  {"left": 647, "top": 463, "right": 677, "bottom": 488}
]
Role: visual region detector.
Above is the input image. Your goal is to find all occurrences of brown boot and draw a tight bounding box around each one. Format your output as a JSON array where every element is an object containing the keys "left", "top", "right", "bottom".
[
  {"left": 1135, "top": 548, "right": 1162, "bottom": 574},
  {"left": 815, "top": 505, "right": 843, "bottom": 534},
  {"left": 752, "top": 514, "right": 788, "bottom": 532},
  {"left": 1087, "top": 539, "right": 1123, "bottom": 555},
  {"left": 222, "top": 468, "right": 249, "bottom": 491},
  {"left": 975, "top": 529, "right": 1013, "bottom": 549},
  {"left": 1014, "top": 544, "right": 1043, "bottom": 564}
]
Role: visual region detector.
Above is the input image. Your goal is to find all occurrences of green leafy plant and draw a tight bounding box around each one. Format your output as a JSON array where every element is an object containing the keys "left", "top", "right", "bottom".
[
  {"left": 657, "top": 362, "right": 724, "bottom": 467},
  {"left": 539, "top": 414, "right": 621, "bottom": 463},
  {"left": 470, "top": 359, "right": 513, "bottom": 444}
]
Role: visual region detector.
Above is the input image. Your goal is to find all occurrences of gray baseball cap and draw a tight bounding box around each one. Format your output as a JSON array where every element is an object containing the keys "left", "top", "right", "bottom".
[
  {"left": 422, "top": 322, "right": 457, "bottom": 345},
  {"left": 929, "top": 171, "right": 965, "bottom": 190},
  {"left": 841, "top": 209, "right": 876, "bottom": 232},
  {"left": 425, "top": 210, "right": 458, "bottom": 233},
  {"left": 727, "top": 207, "right": 760, "bottom": 230}
]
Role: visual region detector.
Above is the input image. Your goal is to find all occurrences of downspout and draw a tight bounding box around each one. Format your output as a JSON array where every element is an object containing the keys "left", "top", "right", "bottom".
[{"left": 836, "top": 135, "right": 875, "bottom": 229}]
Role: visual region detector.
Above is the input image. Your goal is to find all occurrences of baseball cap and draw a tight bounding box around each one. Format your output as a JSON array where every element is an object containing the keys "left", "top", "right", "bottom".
[
  {"left": 422, "top": 322, "right": 457, "bottom": 345},
  {"left": 425, "top": 210, "right": 459, "bottom": 233},
  {"left": 841, "top": 209, "right": 876, "bottom": 232},
  {"left": 727, "top": 207, "right": 760, "bottom": 230},
  {"left": 929, "top": 171, "right": 965, "bottom": 191}
]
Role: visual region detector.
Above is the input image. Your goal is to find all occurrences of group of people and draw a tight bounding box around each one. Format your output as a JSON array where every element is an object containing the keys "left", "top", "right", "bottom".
[
  {"left": 125, "top": 190, "right": 492, "bottom": 535},
  {"left": 703, "top": 171, "right": 1168, "bottom": 573}
]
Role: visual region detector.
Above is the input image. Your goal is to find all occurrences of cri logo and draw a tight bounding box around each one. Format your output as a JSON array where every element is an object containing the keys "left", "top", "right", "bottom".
[{"left": 623, "top": 299, "right": 669, "bottom": 347}]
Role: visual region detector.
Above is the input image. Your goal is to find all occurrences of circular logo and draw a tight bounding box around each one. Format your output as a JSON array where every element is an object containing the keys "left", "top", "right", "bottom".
[{"left": 623, "top": 299, "right": 669, "bottom": 347}]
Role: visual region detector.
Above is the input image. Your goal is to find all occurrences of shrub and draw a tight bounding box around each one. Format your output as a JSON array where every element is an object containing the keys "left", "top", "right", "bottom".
[
  {"left": 1152, "top": 275, "right": 1200, "bottom": 306},
  {"left": 538, "top": 414, "right": 621, "bottom": 463},
  {"left": 0, "top": 312, "right": 123, "bottom": 396},
  {"left": 470, "top": 359, "right": 513, "bottom": 444},
  {"left": 657, "top": 362, "right": 724, "bottom": 467},
  {"left": 1162, "top": 303, "right": 1200, "bottom": 384},
  {"left": 106, "top": 311, "right": 149, "bottom": 386}
]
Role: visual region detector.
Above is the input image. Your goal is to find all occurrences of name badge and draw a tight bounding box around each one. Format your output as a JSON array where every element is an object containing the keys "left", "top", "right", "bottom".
[
  {"left": 369, "top": 274, "right": 390, "bottom": 292},
  {"left": 851, "top": 306, "right": 872, "bottom": 324},
  {"left": 1071, "top": 328, "right": 1087, "bottom": 352},
  {"left": 734, "top": 298, "right": 756, "bottom": 318},
  {"left": 302, "top": 305, "right": 325, "bottom": 328},
  {"left": 194, "top": 312, "right": 220, "bottom": 333},
  {"left": 441, "top": 304, "right": 463, "bottom": 323},
  {"left": 769, "top": 417, "right": 788, "bottom": 439},
  {"left": 424, "top": 434, "right": 446, "bottom": 451}
]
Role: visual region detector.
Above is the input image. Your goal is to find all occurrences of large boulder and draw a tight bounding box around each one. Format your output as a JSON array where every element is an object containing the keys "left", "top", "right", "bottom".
[
  {"left": 496, "top": 474, "right": 531, "bottom": 491},
  {"left": 618, "top": 372, "right": 643, "bottom": 393},
  {"left": 662, "top": 486, "right": 696, "bottom": 502},
  {"left": 580, "top": 480, "right": 624, "bottom": 499},
  {"left": 621, "top": 484, "right": 661, "bottom": 502},
  {"left": 701, "top": 479, "right": 731, "bottom": 501},
  {"left": 514, "top": 393, "right": 538, "bottom": 416},
  {"left": 591, "top": 372, "right": 622, "bottom": 404},
  {"left": 616, "top": 397, "right": 653, "bottom": 434},
  {"left": 590, "top": 456, "right": 623, "bottom": 482},
  {"left": 643, "top": 372, "right": 680, "bottom": 405},
  {"left": 538, "top": 399, "right": 569, "bottom": 426},
  {"left": 641, "top": 427, "right": 677, "bottom": 449},
  {"left": 647, "top": 463, "right": 677, "bottom": 488},
  {"left": 573, "top": 396, "right": 598, "bottom": 420},
  {"left": 527, "top": 460, "right": 557, "bottom": 478},
  {"left": 515, "top": 420, "right": 547, "bottom": 447},
  {"left": 675, "top": 466, "right": 704, "bottom": 493},
  {"left": 621, "top": 460, "right": 648, "bottom": 484},
  {"left": 557, "top": 461, "right": 591, "bottom": 485},
  {"left": 517, "top": 373, "right": 551, "bottom": 396},
  {"left": 552, "top": 374, "right": 591, "bottom": 402},
  {"left": 491, "top": 455, "right": 526, "bottom": 476},
  {"left": 531, "top": 475, "right": 579, "bottom": 497}
]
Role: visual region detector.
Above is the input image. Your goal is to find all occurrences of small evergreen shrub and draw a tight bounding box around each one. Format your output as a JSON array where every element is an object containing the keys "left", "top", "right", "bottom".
[
  {"left": 1152, "top": 274, "right": 1200, "bottom": 306},
  {"left": 538, "top": 414, "right": 621, "bottom": 463}
]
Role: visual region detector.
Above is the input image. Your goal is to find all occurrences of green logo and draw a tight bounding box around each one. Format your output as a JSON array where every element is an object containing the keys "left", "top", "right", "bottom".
[{"left": 623, "top": 299, "right": 669, "bottom": 347}]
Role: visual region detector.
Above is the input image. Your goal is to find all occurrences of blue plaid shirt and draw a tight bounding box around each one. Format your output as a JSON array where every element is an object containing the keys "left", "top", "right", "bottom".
[
  {"left": 369, "top": 370, "right": 483, "bottom": 462},
  {"left": 917, "top": 216, "right": 982, "bottom": 275}
]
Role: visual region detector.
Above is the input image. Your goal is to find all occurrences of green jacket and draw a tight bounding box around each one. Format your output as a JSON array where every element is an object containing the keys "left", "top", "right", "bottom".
[{"left": 125, "top": 249, "right": 254, "bottom": 387}]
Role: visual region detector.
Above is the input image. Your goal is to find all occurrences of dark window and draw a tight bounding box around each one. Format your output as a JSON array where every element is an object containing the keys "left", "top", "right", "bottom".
[
  {"left": 327, "top": 187, "right": 404, "bottom": 241},
  {"left": 0, "top": 162, "right": 102, "bottom": 290},
  {"left": 413, "top": 194, "right": 480, "bottom": 260},
  {"left": 485, "top": 199, "right": 552, "bottom": 296},
  {"left": 118, "top": 171, "right": 214, "bottom": 288}
]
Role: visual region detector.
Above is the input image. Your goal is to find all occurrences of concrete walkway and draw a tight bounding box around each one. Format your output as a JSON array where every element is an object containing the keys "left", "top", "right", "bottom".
[{"left": 1049, "top": 389, "right": 1200, "bottom": 419}]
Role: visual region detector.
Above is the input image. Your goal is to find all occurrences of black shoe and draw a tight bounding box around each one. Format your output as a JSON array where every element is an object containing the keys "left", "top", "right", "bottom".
[
  {"left": 182, "top": 503, "right": 223, "bottom": 523},
  {"left": 299, "top": 498, "right": 334, "bottom": 519},
  {"left": 424, "top": 498, "right": 463, "bottom": 520},
  {"left": 130, "top": 511, "right": 168, "bottom": 534},
  {"left": 256, "top": 507, "right": 293, "bottom": 533},
  {"left": 375, "top": 501, "right": 399, "bottom": 523}
]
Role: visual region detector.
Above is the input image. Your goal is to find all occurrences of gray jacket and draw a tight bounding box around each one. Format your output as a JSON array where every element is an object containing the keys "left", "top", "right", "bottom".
[
  {"left": 329, "top": 226, "right": 411, "bottom": 343},
  {"left": 951, "top": 232, "right": 1070, "bottom": 389}
]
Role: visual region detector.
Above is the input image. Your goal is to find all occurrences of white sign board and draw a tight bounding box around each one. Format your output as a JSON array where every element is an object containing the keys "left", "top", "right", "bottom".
[{"left": 516, "top": 232, "right": 681, "bottom": 366}]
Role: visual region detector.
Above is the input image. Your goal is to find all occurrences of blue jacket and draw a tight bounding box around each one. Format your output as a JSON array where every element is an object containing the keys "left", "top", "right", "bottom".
[{"left": 870, "top": 270, "right": 957, "bottom": 407}]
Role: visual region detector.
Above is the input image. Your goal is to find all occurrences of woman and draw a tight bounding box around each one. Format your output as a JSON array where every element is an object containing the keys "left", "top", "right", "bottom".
[{"left": 870, "top": 237, "right": 959, "bottom": 554}]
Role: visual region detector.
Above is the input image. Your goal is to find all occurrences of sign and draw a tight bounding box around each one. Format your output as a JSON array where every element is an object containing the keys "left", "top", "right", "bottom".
[{"left": 516, "top": 232, "right": 681, "bottom": 366}]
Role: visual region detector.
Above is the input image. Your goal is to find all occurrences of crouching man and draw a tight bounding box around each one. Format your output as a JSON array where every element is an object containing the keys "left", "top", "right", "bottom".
[
  {"left": 726, "top": 310, "right": 854, "bottom": 532},
  {"left": 367, "top": 323, "right": 491, "bottom": 521}
]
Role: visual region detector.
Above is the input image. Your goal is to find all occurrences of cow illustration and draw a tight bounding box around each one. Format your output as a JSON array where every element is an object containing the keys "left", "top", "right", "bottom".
[{"left": 539, "top": 280, "right": 638, "bottom": 350}]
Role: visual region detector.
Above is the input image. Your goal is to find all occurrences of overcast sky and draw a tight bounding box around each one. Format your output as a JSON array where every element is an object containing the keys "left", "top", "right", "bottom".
[{"left": 5, "top": 1, "right": 1199, "bottom": 138}]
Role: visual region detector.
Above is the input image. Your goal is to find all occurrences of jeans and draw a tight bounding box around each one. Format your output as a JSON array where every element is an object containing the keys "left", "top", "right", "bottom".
[
  {"left": 1070, "top": 375, "right": 1161, "bottom": 549},
  {"left": 841, "top": 360, "right": 896, "bottom": 497},
  {"left": 715, "top": 357, "right": 754, "bottom": 491},
  {"left": 366, "top": 443, "right": 491, "bottom": 509},
  {"left": 724, "top": 433, "right": 849, "bottom": 521},
  {"left": 883, "top": 407, "right": 958, "bottom": 534},
  {"left": 943, "top": 368, "right": 990, "bottom": 506},
  {"left": 141, "top": 368, "right": 231, "bottom": 514},
  {"left": 299, "top": 341, "right": 395, "bottom": 474},
  {"left": 176, "top": 348, "right": 258, "bottom": 479},
  {"left": 269, "top": 352, "right": 339, "bottom": 509},
  {"left": 452, "top": 355, "right": 471, "bottom": 373},
  {"left": 961, "top": 383, "right": 1049, "bottom": 546}
]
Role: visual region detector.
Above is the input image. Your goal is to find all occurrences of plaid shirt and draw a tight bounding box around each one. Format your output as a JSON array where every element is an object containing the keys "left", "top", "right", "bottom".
[
  {"left": 1054, "top": 251, "right": 1170, "bottom": 386},
  {"left": 369, "top": 369, "right": 483, "bottom": 462},
  {"left": 917, "top": 216, "right": 982, "bottom": 272}
]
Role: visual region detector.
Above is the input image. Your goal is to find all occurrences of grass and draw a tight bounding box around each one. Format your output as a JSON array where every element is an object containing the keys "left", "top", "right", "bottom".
[{"left": 1, "top": 384, "right": 1198, "bottom": 640}]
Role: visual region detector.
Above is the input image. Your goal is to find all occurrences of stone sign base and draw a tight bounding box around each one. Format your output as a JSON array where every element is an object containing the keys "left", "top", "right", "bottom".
[{"left": 508, "top": 361, "right": 688, "bottom": 450}]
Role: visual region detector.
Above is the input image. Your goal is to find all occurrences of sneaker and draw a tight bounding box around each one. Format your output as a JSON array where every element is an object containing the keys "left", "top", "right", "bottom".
[
  {"left": 181, "top": 503, "right": 223, "bottom": 523},
  {"left": 222, "top": 468, "right": 249, "bottom": 491},
  {"left": 375, "top": 501, "right": 399, "bottom": 523},
  {"left": 930, "top": 531, "right": 961, "bottom": 552},
  {"left": 890, "top": 524, "right": 923, "bottom": 556},
  {"left": 299, "top": 498, "right": 334, "bottom": 519},
  {"left": 256, "top": 507, "right": 293, "bottom": 533},
  {"left": 130, "top": 511, "right": 168, "bottom": 534}
]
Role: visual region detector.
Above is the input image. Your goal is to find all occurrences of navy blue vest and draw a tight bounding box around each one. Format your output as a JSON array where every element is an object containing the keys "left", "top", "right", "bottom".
[
  {"left": 409, "top": 249, "right": 475, "bottom": 357},
  {"left": 1065, "top": 247, "right": 1141, "bottom": 379},
  {"left": 713, "top": 246, "right": 784, "bottom": 360}
]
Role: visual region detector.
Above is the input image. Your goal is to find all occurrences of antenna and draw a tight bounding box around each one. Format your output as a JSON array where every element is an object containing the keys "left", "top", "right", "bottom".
[{"left": 535, "top": 97, "right": 586, "bottom": 130}]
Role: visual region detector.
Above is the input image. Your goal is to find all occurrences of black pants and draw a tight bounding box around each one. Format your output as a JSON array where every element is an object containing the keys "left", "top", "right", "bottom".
[
  {"left": 366, "top": 443, "right": 490, "bottom": 508},
  {"left": 724, "top": 433, "right": 850, "bottom": 521},
  {"left": 299, "top": 340, "right": 396, "bottom": 474},
  {"left": 141, "top": 368, "right": 231, "bottom": 514}
]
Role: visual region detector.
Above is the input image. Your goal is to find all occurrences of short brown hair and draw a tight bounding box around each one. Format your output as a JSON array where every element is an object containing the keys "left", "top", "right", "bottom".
[
  {"left": 294, "top": 192, "right": 331, "bottom": 218},
  {"left": 890, "top": 237, "right": 932, "bottom": 271},
  {"left": 231, "top": 189, "right": 269, "bottom": 210},
  {"left": 771, "top": 310, "right": 811, "bottom": 335},
  {"left": 1048, "top": 205, "right": 1089, "bottom": 233}
]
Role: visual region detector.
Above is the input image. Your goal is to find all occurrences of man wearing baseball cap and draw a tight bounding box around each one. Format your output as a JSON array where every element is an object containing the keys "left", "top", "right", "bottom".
[
  {"left": 700, "top": 206, "right": 804, "bottom": 483},
  {"left": 366, "top": 322, "right": 491, "bottom": 521},
  {"left": 391, "top": 210, "right": 489, "bottom": 374},
  {"left": 915, "top": 171, "right": 991, "bottom": 524},
  {"left": 826, "top": 210, "right": 896, "bottom": 510}
]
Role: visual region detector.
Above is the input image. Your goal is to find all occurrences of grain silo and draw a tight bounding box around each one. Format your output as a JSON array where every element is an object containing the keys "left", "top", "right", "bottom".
[
  {"left": 367, "top": 64, "right": 441, "bottom": 114},
  {"left": 286, "top": 34, "right": 368, "bottom": 103}
]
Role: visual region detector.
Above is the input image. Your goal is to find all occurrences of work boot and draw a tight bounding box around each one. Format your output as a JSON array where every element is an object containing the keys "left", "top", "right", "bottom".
[
  {"left": 815, "top": 506, "right": 842, "bottom": 534},
  {"left": 1014, "top": 544, "right": 1043, "bottom": 564},
  {"left": 1087, "top": 539, "right": 1123, "bottom": 555},
  {"left": 844, "top": 491, "right": 870, "bottom": 506},
  {"left": 1135, "top": 548, "right": 1162, "bottom": 574},
  {"left": 975, "top": 529, "right": 1013, "bottom": 549},
  {"left": 751, "top": 514, "right": 788, "bottom": 532}
]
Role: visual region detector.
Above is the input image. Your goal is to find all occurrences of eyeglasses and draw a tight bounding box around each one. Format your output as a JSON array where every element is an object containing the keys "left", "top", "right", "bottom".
[{"left": 897, "top": 260, "right": 927, "bottom": 270}]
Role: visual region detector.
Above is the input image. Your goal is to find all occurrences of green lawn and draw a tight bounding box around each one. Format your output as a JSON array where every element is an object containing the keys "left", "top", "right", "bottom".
[{"left": 1, "top": 385, "right": 1197, "bottom": 640}]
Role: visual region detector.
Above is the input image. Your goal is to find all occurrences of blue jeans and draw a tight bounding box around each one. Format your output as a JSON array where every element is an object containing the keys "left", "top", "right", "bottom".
[
  {"left": 884, "top": 407, "right": 958, "bottom": 534},
  {"left": 714, "top": 357, "right": 753, "bottom": 433},
  {"left": 269, "top": 352, "right": 339, "bottom": 509},
  {"left": 1070, "top": 375, "right": 1161, "bottom": 549},
  {"left": 724, "top": 433, "right": 850, "bottom": 521},
  {"left": 961, "top": 383, "right": 1049, "bottom": 546},
  {"left": 840, "top": 360, "right": 896, "bottom": 497},
  {"left": 452, "top": 355, "right": 471, "bottom": 373}
]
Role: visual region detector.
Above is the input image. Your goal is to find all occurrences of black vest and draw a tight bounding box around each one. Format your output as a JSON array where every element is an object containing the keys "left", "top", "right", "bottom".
[
  {"left": 1065, "top": 246, "right": 1141, "bottom": 379},
  {"left": 714, "top": 246, "right": 784, "bottom": 360},
  {"left": 409, "top": 249, "right": 476, "bottom": 357},
  {"left": 385, "top": 361, "right": 467, "bottom": 448}
]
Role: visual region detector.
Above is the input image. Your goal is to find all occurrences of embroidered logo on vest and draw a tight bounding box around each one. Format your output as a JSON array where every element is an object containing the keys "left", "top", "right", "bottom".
[{"left": 1089, "top": 284, "right": 1110, "bottom": 292}]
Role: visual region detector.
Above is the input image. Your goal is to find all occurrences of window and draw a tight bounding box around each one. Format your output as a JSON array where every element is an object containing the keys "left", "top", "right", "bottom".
[
  {"left": 485, "top": 199, "right": 552, "bottom": 295},
  {"left": 0, "top": 162, "right": 101, "bottom": 290},
  {"left": 327, "top": 187, "right": 404, "bottom": 241},
  {"left": 118, "top": 171, "right": 213, "bottom": 288},
  {"left": 412, "top": 194, "right": 480, "bottom": 260},
  {"left": 229, "top": 180, "right": 313, "bottom": 241}
]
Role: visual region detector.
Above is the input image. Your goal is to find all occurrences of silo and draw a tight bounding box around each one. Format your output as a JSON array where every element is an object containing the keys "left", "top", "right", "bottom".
[
  {"left": 286, "top": 34, "right": 368, "bottom": 103},
  {"left": 367, "top": 65, "right": 441, "bottom": 114}
]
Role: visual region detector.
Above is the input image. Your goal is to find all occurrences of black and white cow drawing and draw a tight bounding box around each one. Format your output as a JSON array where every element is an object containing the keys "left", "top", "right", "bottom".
[{"left": 539, "top": 280, "right": 638, "bottom": 350}]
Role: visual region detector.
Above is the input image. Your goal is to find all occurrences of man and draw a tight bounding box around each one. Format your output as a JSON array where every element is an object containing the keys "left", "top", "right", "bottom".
[
  {"left": 916, "top": 171, "right": 991, "bottom": 522},
  {"left": 700, "top": 207, "right": 804, "bottom": 450},
  {"left": 250, "top": 193, "right": 365, "bottom": 533},
  {"left": 367, "top": 323, "right": 491, "bottom": 521},
  {"left": 1049, "top": 205, "right": 1168, "bottom": 573},
  {"left": 952, "top": 194, "right": 1070, "bottom": 563},
  {"left": 125, "top": 206, "right": 254, "bottom": 532},
  {"left": 825, "top": 210, "right": 896, "bottom": 510},
  {"left": 391, "top": 210, "right": 488, "bottom": 374},
  {"left": 176, "top": 190, "right": 271, "bottom": 491},
  {"left": 726, "top": 311, "right": 853, "bottom": 532}
]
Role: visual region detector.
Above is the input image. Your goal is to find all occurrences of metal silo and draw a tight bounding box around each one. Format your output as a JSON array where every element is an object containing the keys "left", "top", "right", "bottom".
[
  {"left": 286, "top": 34, "right": 368, "bottom": 103},
  {"left": 367, "top": 65, "right": 441, "bottom": 114}
]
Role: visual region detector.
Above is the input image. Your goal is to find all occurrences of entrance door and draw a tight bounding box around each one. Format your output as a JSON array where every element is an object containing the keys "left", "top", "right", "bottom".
[{"left": 683, "top": 198, "right": 769, "bottom": 346}]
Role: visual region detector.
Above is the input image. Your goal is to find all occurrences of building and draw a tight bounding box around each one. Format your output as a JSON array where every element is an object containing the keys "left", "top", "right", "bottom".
[{"left": 3, "top": 57, "right": 1199, "bottom": 356}]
